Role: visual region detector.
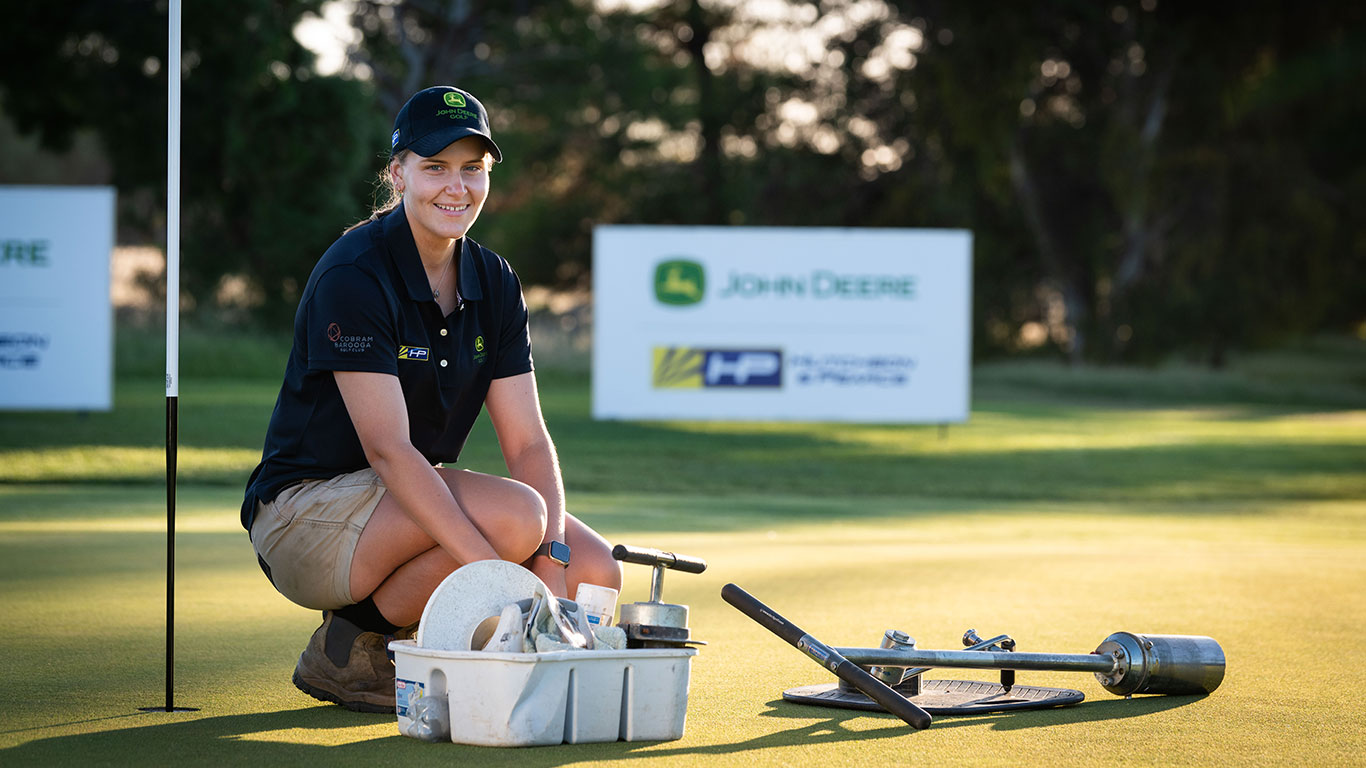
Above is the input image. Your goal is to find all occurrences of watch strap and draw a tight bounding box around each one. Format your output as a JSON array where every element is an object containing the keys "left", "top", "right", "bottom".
[{"left": 534, "top": 540, "right": 570, "bottom": 567}]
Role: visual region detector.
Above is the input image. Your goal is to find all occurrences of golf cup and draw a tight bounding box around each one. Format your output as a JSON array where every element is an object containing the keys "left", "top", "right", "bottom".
[{"left": 575, "top": 583, "right": 619, "bottom": 628}]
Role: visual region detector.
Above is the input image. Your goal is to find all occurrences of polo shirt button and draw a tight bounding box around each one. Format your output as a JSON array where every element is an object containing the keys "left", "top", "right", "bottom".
[
  {"left": 440, "top": 359, "right": 448, "bottom": 367},
  {"left": 440, "top": 329, "right": 448, "bottom": 336}
]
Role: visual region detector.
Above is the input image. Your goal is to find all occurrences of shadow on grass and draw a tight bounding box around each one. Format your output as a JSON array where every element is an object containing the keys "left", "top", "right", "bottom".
[
  {"left": 0, "top": 695, "right": 1204, "bottom": 765},
  {"left": 2, "top": 707, "right": 491, "bottom": 766},
  {"left": 8, "top": 436, "right": 1361, "bottom": 504},
  {"left": 543, "top": 417, "right": 1366, "bottom": 503},
  {"left": 0, "top": 712, "right": 147, "bottom": 737},
  {"left": 4, "top": 370, "right": 1362, "bottom": 503},
  {"left": 606, "top": 695, "right": 1204, "bottom": 760},
  {"left": 917, "top": 695, "right": 1202, "bottom": 732},
  {"left": 758, "top": 693, "right": 1203, "bottom": 732}
]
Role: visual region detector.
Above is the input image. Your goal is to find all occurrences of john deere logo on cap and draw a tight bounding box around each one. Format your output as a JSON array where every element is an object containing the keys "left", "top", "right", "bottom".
[
  {"left": 444, "top": 92, "right": 467, "bottom": 108},
  {"left": 654, "top": 259, "right": 705, "bottom": 306}
]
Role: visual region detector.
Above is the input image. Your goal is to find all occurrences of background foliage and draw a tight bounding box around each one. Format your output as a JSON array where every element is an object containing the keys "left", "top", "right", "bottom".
[{"left": 1, "top": 0, "right": 1361, "bottom": 359}]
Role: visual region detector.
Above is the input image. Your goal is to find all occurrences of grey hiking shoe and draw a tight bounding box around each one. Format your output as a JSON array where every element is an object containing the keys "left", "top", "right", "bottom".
[{"left": 292, "top": 611, "right": 401, "bottom": 714}]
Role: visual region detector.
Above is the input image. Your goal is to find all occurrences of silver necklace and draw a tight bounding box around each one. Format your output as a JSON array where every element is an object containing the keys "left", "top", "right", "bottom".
[{"left": 430, "top": 254, "right": 452, "bottom": 299}]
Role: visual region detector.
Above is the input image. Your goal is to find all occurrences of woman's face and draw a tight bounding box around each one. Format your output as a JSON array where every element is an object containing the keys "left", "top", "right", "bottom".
[{"left": 392, "top": 136, "right": 491, "bottom": 251}]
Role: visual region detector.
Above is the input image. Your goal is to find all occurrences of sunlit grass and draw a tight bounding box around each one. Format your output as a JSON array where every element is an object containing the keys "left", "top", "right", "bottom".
[
  {"left": 1, "top": 487, "right": 1362, "bottom": 765},
  {"left": 1, "top": 446, "right": 260, "bottom": 484},
  {"left": 664, "top": 405, "right": 1366, "bottom": 451}
]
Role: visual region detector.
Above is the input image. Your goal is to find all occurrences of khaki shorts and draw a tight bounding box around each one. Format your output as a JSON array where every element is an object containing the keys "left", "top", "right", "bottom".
[{"left": 250, "top": 468, "right": 387, "bottom": 610}]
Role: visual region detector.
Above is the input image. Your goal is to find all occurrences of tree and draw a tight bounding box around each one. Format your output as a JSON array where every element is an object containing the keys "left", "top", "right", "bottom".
[
  {"left": 6, "top": 0, "right": 1358, "bottom": 356},
  {"left": 0, "top": 0, "right": 384, "bottom": 323},
  {"left": 885, "top": 0, "right": 1365, "bottom": 363}
]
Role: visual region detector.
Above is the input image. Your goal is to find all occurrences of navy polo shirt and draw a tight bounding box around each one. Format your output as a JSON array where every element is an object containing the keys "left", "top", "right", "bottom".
[{"left": 240, "top": 203, "right": 533, "bottom": 532}]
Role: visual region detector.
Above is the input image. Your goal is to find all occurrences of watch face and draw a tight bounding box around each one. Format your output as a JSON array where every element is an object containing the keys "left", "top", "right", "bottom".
[{"left": 548, "top": 540, "right": 571, "bottom": 565}]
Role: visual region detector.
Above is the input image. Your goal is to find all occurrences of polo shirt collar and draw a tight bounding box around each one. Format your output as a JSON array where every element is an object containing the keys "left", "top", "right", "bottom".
[{"left": 381, "top": 202, "right": 484, "bottom": 303}]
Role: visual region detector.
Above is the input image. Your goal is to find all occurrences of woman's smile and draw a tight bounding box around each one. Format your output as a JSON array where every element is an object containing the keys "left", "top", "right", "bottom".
[{"left": 393, "top": 135, "right": 492, "bottom": 257}]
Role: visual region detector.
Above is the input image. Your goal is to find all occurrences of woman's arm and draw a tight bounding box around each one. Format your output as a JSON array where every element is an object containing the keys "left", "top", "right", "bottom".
[
  {"left": 484, "top": 371, "right": 569, "bottom": 596},
  {"left": 334, "top": 369, "right": 500, "bottom": 566}
]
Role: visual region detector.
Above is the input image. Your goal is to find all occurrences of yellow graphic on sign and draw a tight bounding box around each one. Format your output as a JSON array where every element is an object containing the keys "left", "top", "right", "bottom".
[{"left": 652, "top": 347, "right": 705, "bottom": 388}]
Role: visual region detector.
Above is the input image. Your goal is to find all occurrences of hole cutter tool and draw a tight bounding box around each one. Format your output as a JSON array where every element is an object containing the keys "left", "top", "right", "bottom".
[
  {"left": 613, "top": 544, "right": 707, "bottom": 649},
  {"left": 723, "top": 583, "right": 1225, "bottom": 727}
]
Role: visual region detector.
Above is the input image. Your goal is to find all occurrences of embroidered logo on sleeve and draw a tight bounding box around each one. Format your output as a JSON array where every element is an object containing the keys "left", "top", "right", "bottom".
[
  {"left": 398, "top": 346, "right": 430, "bottom": 361},
  {"left": 325, "top": 322, "right": 374, "bottom": 353},
  {"left": 473, "top": 335, "right": 487, "bottom": 364}
]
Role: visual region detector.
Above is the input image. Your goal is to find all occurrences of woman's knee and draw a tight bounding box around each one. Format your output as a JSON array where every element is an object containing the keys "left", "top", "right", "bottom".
[
  {"left": 441, "top": 469, "right": 546, "bottom": 561},
  {"left": 506, "top": 481, "right": 548, "bottom": 555},
  {"left": 577, "top": 558, "right": 622, "bottom": 594}
]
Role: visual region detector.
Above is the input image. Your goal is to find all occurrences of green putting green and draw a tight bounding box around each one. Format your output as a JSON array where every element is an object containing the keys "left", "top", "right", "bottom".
[
  {"left": 0, "top": 487, "right": 1361, "bottom": 765},
  {"left": 1, "top": 354, "right": 1363, "bottom": 765}
]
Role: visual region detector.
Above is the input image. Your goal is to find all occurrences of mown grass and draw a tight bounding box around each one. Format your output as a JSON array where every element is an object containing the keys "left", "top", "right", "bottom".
[
  {"left": 1, "top": 490, "right": 1362, "bottom": 766},
  {"left": 4, "top": 328, "right": 1364, "bottom": 503},
  {"left": 5, "top": 374, "right": 1364, "bottom": 503},
  {"left": 1, "top": 326, "right": 1363, "bottom": 766}
]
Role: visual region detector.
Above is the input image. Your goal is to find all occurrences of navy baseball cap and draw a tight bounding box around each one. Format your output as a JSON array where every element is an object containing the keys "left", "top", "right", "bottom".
[{"left": 390, "top": 86, "right": 503, "bottom": 162}]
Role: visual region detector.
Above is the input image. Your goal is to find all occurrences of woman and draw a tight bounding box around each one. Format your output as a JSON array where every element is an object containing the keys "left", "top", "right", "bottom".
[{"left": 241, "top": 86, "right": 621, "bottom": 714}]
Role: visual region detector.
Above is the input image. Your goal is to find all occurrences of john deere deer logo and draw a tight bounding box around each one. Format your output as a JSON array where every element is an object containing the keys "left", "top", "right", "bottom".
[
  {"left": 444, "top": 92, "right": 466, "bottom": 108},
  {"left": 654, "top": 259, "right": 705, "bottom": 306}
]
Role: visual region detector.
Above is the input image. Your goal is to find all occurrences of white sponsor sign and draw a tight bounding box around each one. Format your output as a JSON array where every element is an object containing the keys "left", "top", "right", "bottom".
[
  {"left": 0, "top": 186, "right": 115, "bottom": 410},
  {"left": 592, "top": 226, "right": 972, "bottom": 422}
]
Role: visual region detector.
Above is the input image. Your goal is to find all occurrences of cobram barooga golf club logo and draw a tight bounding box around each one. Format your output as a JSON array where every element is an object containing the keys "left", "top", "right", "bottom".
[
  {"left": 652, "top": 347, "right": 782, "bottom": 388},
  {"left": 443, "top": 92, "right": 466, "bottom": 108},
  {"left": 654, "top": 259, "right": 705, "bottom": 306}
]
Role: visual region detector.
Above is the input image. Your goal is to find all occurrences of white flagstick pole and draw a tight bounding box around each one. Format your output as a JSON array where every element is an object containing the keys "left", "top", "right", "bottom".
[
  {"left": 166, "top": 0, "right": 180, "bottom": 392},
  {"left": 140, "top": 0, "right": 193, "bottom": 714},
  {"left": 165, "top": 0, "right": 180, "bottom": 713}
]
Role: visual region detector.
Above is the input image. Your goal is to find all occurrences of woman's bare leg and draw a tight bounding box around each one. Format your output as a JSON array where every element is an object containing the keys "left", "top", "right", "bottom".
[{"left": 348, "top": 468, "right": 545, "bottom": 625}]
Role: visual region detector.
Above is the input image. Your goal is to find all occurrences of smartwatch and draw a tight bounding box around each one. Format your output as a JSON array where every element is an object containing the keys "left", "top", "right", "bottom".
[{"left": 534, "top": 540, "right": 571, "bottom": 567}]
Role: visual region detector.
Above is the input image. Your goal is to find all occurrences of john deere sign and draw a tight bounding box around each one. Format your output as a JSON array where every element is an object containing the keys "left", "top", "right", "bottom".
[
  {"left": 0, "top": 186, "right": 114, "bottom": 410},
  {"left": 593, "top": 225, "right": 972, "bottom": 424}
]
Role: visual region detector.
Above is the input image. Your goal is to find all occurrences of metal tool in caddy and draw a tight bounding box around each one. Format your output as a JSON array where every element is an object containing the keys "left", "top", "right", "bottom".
[{"left": 612, "top": 544, "right": 707, "bottom": 649}]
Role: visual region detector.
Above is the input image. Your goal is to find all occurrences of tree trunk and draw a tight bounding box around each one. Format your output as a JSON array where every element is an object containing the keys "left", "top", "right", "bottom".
[
  {"left": 685, "top": 0, "right": 725, "bottom": 224},
  {"left": 1009, "top": 138, "right": 1089, "bottom": 364}
]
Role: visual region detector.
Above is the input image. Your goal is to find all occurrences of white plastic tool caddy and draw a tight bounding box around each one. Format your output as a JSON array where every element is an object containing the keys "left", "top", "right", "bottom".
[{"left": 390, "top": 559, "right": 699, "bottom": 747}]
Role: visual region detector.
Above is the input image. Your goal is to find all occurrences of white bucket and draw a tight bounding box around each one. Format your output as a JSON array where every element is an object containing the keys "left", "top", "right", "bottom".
[{"left": 392, "top": 641, "right": 697, "bottom": 746}]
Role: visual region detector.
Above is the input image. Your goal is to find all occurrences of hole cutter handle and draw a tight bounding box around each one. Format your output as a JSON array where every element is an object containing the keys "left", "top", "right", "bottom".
[
  {"left": 611, "top": 544, "right": 707, "bottom": 648},
  {"left": 722, "top": 583, "right": 933, "bottom": 731},
  {"left": 613, "top": 545, "right": 707, "bottom": 603},
  {"left": 612, "top": 544, "right": 707, "bottom": 574}
]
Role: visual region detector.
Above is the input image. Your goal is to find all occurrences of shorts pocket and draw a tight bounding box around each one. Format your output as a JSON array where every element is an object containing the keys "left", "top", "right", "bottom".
[{"left": 264, "top": 481, "right": 312, "bottom": 525}]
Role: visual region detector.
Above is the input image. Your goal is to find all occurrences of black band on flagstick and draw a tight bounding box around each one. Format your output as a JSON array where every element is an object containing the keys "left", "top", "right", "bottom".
[
  {"left": 167, "top": 394, "right": 175, "bottom": 709},
  {"left": 140, "top": 396, "right": 196, "bottom": 713}
]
